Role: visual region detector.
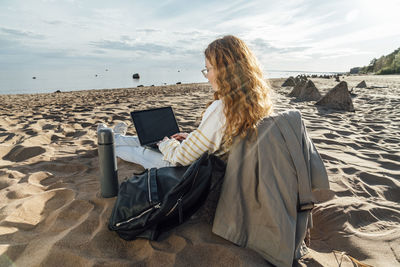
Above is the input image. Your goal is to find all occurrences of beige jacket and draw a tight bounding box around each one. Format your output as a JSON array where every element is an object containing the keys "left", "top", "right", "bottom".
[{"left": 212, "top": 110, "right": 329, "bottom": 267}]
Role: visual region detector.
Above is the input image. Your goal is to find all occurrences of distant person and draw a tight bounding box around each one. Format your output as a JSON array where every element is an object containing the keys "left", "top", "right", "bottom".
[{"left": 98, "top": 35, "right": 273, "bottom": 169}]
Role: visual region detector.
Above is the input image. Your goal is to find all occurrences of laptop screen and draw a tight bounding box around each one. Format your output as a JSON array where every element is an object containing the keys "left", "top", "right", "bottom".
[{"left": 130, "top": 107, "right": 180, "bottom": 146}]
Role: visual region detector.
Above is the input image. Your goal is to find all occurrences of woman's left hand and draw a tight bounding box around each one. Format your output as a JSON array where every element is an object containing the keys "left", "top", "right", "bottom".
[{"left": 157, "top": 136, "right": 170, "bottom": 146}]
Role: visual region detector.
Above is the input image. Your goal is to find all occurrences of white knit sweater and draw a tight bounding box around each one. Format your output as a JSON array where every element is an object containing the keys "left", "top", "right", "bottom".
[{"left": 158, "top": 100, "right": 226, "bottom": 166}]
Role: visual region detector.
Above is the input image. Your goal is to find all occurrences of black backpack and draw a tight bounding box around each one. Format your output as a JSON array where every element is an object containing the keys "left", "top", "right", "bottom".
[{"left": 108, "top": 153, "right": 226, "bottom": 241}]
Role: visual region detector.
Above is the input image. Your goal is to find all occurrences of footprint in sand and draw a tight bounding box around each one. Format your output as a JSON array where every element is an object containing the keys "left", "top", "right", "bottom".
[
  {"left": 50, "top": 134, "right": 63, "bottom": 143},
  {"left": 35, "top": 161, "right": 88, "bottom": 176},
  {"left": 23, "top": 129, "right": 37, "bottom": 136},
  {"left": 312, "top": 202, "right": 400, "bottom": 239},
  {"left": 349, "top": 207, "right": 400, "bottom": 235},
  {"left": 358, "top": 172, "right": 400, "bottom": 202},
  {"left": 335, "top": 130, "right": 354, "bottom": 136},
  {"left": 0, "top": 133, "right": 15, "bottom": 142},
  {"left": 50, "top": 198, "right": 110, "bottom": 249},
  {"left": 6, "top": 187, "right": 40, "bottom": 200},
  {"left": 0, "top": 179, "right": 13, "bottom": 190},
  {"left": 80, "top": 140, "right": 95, "bottom": 146},
  {"left": 2, "top": 145, "right": 46, "bottom": 162},
  {"left": 42, "top": 124, "right": 56, "bottom": 130},
  {"left": 2, "top": 189, "right": 75, "bottom": 231},
  {"left": 383, "top": 137, "right": 398, "bottom": 144},
  {"left": 79, "top": 122, "right": 93, "bottom": 128},
  {"left": 72, "top": 107, "right": 93, "bottom": 113},
  {"left": 323, "top": 133, "right": 339, "bottom": 139},
  {"left": 65, "top": 131, "right": 87, "bottom": 138},
  {"left": 342, "top": 167, "right": 359, "bottom": 175},
  {"left": 27, "top": 171, "right": 55, "bottom": 187},
  {"left": 2, "top": 170, "right": 25, "bottom": 180},
  {"left": 47, "top": 199, "right": 94, "bottom": 233},
  {"left": 111, "top": 114, "right": 128, "bottom": 121},
  {"left": 381, "top": 153, "right": 400, "bottom": 162},
  {"left": 362, "top": 127, "right": 373, "bottom": 133}
]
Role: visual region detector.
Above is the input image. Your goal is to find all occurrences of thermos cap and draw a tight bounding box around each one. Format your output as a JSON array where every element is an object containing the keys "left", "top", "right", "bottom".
[{"left": 98, "top": 128, "right": 114, "bottom": 145}]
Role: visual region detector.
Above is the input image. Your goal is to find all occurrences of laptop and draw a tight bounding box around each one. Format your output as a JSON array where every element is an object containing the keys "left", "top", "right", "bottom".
[{"left": 130, "top": 107, "right": 180, "bottom": 151}]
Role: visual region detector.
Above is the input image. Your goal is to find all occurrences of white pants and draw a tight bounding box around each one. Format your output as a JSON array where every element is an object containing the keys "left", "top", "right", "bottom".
[{"left": 114, "top": 134, "right": 173, "bottom": 169}]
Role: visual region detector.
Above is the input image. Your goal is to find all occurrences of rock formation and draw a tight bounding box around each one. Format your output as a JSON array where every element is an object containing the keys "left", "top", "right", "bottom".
[
  {"left": 296, "top": 80, "right": 322, "bottom": 101},
  {"left": 294, "top": 75, "right": 307, "bottom": 85},
  {"left": 288, "top": 80, "right": 306, "bottom": 97},
  {"left": 282, "top": 77, "right": 296, "bottom": 87},
  {"left": 356, "top": 80, "right": 367, "bottom": 88},
  {"left": 316, "top": 81, "right": 355, "bottom": 111}
]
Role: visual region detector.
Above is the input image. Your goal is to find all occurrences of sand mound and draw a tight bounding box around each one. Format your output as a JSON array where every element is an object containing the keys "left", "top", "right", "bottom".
[
  {"left": 316, "top": 81, "right": 355, "bottom": 111},
  {"left": 296, "top": 80, "right": 322, "bottom": 101},
  {"left": 288, "top": 80, "right": 306, "bottom": 97},
  {"left": 356, "top": 80, "right": 367, "bottom": 88},
  {"left": 295, "top": 75, "right": 308, "bottom": 84},
  {"left": 282, "top": 76, "right": 296, "bottom": 87}
]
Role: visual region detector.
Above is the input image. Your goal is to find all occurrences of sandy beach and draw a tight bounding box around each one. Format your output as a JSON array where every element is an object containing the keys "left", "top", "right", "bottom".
[{"left": 0, "top": 75, "right": 399, "bottom": 266}]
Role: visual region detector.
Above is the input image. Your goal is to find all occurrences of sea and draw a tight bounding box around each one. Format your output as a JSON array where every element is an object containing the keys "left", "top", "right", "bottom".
[{"left": 0, "top": 68, "right": 340, "bottom": 95}]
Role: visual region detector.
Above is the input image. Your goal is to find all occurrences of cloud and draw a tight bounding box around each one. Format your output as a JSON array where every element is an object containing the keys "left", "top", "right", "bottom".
[
  {"left": 120, "top": 35, "right": 135, "bottom": 42},
  {"left": 346, "top": 9, "right": 360, "bottom": 22},
  {"left": 42, "top": 19, "right": 64, "bottom": 25},
  {"left": 0, "top": 27, "right": 46, "bottom": 40},
  {"left": 172, "top": 30, "right": 203, "bottom": 36},
  {"left": 89, "top": 34, "right": 201, "bottom": 57},
  {"left": 249, "top": 38, "right": 310, "bottom": 54},
  {"left": 310, "top": 24, "right": 400, "bottom": 50},
  {"left": 172, "top": 30, "right": 216, "bottom": 48},
  {"left": 92, "top": 8, "right": 125, "bottom": 20},
  {"left": 250, "top": 38, "right": 281, "bottom": 53},
  {"left": 214, "top": 0, "right": 263, "bottom": 25},
  {"left": 0, "top": 37, "right": 20, "bottom": 54},
  {"left": 92, "top": 49, "right": 107, "bottom": 55},
  {"left": 90, "top": 39, "right": 179, "bottom": 55},
  {"left": 0, "top": 34, "right": 97, "bottom": 65},
  {"left": 136, "top": 28, "right": 160, "bottom": 34}
]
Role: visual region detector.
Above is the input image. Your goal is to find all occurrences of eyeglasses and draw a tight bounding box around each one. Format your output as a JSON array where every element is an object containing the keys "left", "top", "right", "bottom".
[{"left": 201, "top": 67, "right": 212, "bottom": 78}]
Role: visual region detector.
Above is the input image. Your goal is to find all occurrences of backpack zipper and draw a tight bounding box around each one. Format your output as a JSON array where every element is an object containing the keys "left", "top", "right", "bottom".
[
  {"left": 147, "top": 170, "right": 152, "bottom": 203},
  {"left": 115, "top": 169, "right": 158, "bottom": 228},
  {"left": 165, "top": 167, "right": 201, "bottom": 217},
  {"left": 165, "top": 197, "right": 180, "bottom": 217},
  {"left": 115, "top": 203, "right": 161, "bottom": 227}
]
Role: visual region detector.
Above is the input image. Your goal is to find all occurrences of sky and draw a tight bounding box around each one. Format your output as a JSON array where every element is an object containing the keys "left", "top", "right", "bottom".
[{"left": 1, "top": 0, "right": 400, "bottom": 76}]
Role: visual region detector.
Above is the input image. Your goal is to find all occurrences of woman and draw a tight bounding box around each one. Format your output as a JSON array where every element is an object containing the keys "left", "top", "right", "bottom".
[{"left": 102, "top": 35, "right": 273, "bottom": 169}]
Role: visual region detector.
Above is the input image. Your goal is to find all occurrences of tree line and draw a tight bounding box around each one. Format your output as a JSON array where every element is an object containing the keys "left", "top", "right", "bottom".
[{"left": 350, "top": 47, "right": 400, "bottom": 75}]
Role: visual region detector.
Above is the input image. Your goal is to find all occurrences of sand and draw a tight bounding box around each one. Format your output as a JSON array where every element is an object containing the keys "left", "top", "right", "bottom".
[{"left": 0, "top": 75, "right": 399, "bottom": 266}]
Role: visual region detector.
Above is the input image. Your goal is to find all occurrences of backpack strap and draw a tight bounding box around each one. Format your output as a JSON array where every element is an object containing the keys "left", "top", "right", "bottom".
[
  {"left": 149, "top": 168, "right": 160, "bottom": 204},
  {"left": 272, "top": 115, "right": 314, "bottom": 212}
]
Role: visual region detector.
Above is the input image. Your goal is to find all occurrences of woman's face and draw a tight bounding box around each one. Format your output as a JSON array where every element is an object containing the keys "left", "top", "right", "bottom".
[{"left": 205, "top": 58, "right": 218, "bottom": 91}]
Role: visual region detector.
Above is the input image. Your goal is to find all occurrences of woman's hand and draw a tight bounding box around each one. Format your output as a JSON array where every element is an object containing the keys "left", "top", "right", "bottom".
[
  {"left": 171, "top": 132, "right": 188, "bottom": 141},
  {"left": 157, "top": 136, "right": 170, "bottom": 146}
]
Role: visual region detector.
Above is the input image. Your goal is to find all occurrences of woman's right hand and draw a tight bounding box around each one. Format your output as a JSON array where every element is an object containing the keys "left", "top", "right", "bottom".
[{"left": 171, "top": 132, "right": 188, "bottom": 141}]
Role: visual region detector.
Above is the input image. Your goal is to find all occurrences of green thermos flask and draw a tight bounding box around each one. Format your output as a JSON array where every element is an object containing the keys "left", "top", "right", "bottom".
[{"left": 98, "top": 128, "right": 118, "bottom": 197}]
